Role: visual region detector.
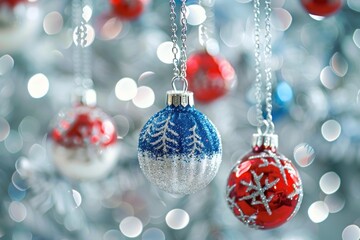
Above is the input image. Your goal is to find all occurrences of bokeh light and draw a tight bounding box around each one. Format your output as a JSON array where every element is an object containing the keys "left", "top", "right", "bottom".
[
  {"left": 319, "top": 172, "right": 341, "bottom": 194},
  {"left": 321, "top": 120, "right": 341, "bottom": 142},
  {"left": 8, "top": 201, "right": 27, "bottom": 223},
  {"left": 0, "top": 54, "right": 14, "bottom": 75},
  {"left": 72, "top": 189, "right": 82, "bottom": 208},
  {"left": 0, "top": 117, "right": 10, "bottom": 142},
  {"left": 132, "top": 86, "right": 155, "bottom": 109},
  {"left": 324, "top": 194, "right": 345, "bottom": 213},
  {"left": 165, "top": 209, "right": 190, "bottom": 230},
  {"left": 119, "top": 216, "right": 143, "bottom": 238},
  {"left": 115, "top": 77, "right": 138, "bottom": 101},
  {"left": 43, "top": 11, "right": 63, "bottom": 35},
  {"left": 142, "top": 228, "right": 165, "bottom": 240},
  {"left": 342, "top": 225, "right": 360, "bottom": 240},
  {"left": 100, "top": 17, "right": 122, "bottom": 40},
  {"left": 293, "top": 143, "right": 315, "bottom": 167},
  {"left": 187, "top": 4, "right": 206, "bottom": 26},
  {"left": 27, "top": 73, "right": 49, "bottom": 99},
  {"left": 308, "top": 201, "right": 329, "bottom": 223}
]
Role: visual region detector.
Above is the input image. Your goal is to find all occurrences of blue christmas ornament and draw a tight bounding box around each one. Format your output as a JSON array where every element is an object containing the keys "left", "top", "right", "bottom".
[{"left": 138, "top": 90, "right": 222, "bottom": 195}]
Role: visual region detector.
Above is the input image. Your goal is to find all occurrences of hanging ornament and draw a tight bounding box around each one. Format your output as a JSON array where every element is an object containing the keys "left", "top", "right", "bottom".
[
  {"left": 300, "top": 0, "right": 343, "bottom": 17},
  {"left": 109, "top": 0, "right": 146, "bottom": 20},
  {"left": 186, "top": 51, "right": 236, "bottom": 103},
  {"left": 51, "top": 0, "right": 119, "bottom": 181},
  {"left": 138, "top": 0, "right": 222, "bottom": 195},
  {"left": 51, "top": 90, "right": 118, "bottom": 181},
  {"left": 186, "top": 0, "right": 236, "bottom": 103},
  {"left": 225, "top": 0, "right": 302, "bottom": 229}
]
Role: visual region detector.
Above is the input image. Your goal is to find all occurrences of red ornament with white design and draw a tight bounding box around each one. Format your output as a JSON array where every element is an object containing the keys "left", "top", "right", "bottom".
[
  {"left": 226, "top": 134, "right": 303, "bottom": 229},
  {"left": 300, "top": 0, "right": 342, "bottom": 17},
  {"left": 51, "top": 91, "right": 118, "bottom": 181},
  {"left": 186, "top": 51, "right": 236, "bottom": 103},
  {"left": 109, "top": 0, "right": 147, "bottom": 20}
]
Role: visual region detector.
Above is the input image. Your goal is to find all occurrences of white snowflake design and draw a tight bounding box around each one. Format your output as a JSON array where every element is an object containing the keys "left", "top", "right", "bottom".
[
  {"left": 288, "top": 181, "right": 303, "bottom": 200},
  {"left": 150, "top": 115, "right": 179, "bottom": 153},
  {"left": 226, "top": 184, "right": 262, "bottom": 229},
  {"left": 186, "top": 124, "right": 204, "bottom": 155},
  {"left": 249, "top": 150, "right": 293, "bottom": 185},
  {"left": 238, "top": 170, "right": 280, "bottom": 215}
]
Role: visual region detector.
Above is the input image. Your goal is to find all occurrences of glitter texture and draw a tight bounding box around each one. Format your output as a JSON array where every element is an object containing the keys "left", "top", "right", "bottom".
[
  {"left": 138, "top": 105, "right": 222, "bottom": 195},
  {"left": 226, "top": 148, "right": 303, "bottom": 229}
]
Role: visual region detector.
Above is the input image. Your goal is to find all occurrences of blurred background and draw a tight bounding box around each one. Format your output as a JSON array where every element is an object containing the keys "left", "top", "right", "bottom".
[{"left": 1, "top": 0, "right": 360, "bottom": 239}]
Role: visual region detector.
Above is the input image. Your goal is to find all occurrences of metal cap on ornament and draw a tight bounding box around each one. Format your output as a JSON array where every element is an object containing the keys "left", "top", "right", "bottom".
[
  {"left": 252, "top": 133, "right": 278, "bottom": 149},
  {"left": 71, "top": 88, "right": 97, "bottom": 107},
  {"left": 166, "top": 90, "right": 194, "bottom": 107}
]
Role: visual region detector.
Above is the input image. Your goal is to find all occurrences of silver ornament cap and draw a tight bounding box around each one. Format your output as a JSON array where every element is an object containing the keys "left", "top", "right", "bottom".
[
  {"left": 166, "top": 90, "right": 194, "bottom": 107},
  {"left": 252, "top": 133, "right": 278, "bottom": 149},
  {"left": 71, "top": 88, "right": 97, "bottom": 107}
]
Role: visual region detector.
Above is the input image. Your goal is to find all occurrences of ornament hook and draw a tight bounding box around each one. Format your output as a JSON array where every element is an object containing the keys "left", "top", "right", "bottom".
[{"left": 171, "top": 76, "right": 188, "bottom": 92}]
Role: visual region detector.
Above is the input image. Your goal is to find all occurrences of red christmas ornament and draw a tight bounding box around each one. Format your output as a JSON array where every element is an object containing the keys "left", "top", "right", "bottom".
[
  {"left": 52, "top": 105, "right": 117, "bottom": 149},
  {"left": 226, "top": 134, "right": 302, "bottom": 229},
  {"left": 186, "top": 51, "right": 236, "bottom": 103},
  {"left": 300, "top": 0, "right": 343, "bottom": 17},
  {"left": 110, "top": 0, "right": 146, "bottom": 20},
  {"left": 51, "top": 92, "right": 119, "bottom": 181},
  {"left": 0, "top": 0, "right": 27, "bottom": 8}
]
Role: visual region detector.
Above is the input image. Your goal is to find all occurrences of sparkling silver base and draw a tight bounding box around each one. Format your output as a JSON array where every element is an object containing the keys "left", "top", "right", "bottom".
[{"left": 166, "top": 90, "right": 194, "bottom": 107}]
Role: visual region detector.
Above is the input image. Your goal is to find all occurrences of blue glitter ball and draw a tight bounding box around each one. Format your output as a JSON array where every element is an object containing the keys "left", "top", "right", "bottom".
[{"left": 138, "top": 98, "right": 222, "bottom": 195}]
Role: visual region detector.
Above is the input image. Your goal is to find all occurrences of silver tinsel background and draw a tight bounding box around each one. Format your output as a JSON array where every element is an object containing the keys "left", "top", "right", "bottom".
[{"left": 1, "top": 0, "right": 360, "bottom": 239}]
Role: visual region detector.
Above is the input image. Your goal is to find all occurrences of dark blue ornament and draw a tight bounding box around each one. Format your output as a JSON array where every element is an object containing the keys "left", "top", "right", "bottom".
[{"left": 138, "top": 91, "right": 222, "bottom": 195}]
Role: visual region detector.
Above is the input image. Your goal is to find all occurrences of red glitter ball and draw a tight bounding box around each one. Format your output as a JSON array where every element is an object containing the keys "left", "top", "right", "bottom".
[
  {"left": 226, "top": 146, "right": 303, "bottom": 229},
  {"left": 110, "top": 0, "right": 146, "bottom": 20},
  {"left": 0, "top": 0, "right": 27, "bottom": 8},
  {"left": 301, "top": 0, "right": 343, "bottom": 16},
  {"left": 186, "top": 51, "right": 236, "bottom": 103},
  {"left": 51, "top": 105, "right": 117, "bottom": 149}
]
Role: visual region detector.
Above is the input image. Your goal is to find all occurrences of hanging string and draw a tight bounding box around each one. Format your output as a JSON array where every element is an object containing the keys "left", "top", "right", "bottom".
[
  {"left": 199, "top": 0, "right": 214, "bottom": 47},
  {"left": 72, "top": 0, "right": 93, "bottom": 89},
  {"left": 170, "top": 0, "right": 188, "bottom": 92},
  {"left": 253, "top": 0, "right": 274, "bottom": 134}
]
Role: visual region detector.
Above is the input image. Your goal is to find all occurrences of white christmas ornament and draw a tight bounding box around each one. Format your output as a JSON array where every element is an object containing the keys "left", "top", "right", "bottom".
[
  {"left": 51, "top": 92, "right": 118, "bottom": 181},
  {"left": 138, "top": 91, "right": 222, "bottom": 195}
]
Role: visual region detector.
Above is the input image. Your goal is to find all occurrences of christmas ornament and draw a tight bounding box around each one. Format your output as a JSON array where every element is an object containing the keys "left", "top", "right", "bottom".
[
  {"left": 51, "top": 90, "right": 118, "bottom": 181},
  {"left": 0, "top": 0, "right": 27, "bottom": 8},
  {"left": 138, "top": 0, "right": 222, "bottom": 195},
  {"left": 225, "top": 0, "right": 302, "bottom": 229},
  {"left": 300, "top": 0, "right": 342, "bottom": 17},
  {"left": 186, "top": 51, "right": 236, "bottom": 103},
  {"left": 110, "top": 0, "right": 146, "bottom": 20}
]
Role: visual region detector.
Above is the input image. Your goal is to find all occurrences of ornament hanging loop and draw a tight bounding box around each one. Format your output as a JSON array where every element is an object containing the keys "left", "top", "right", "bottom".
[
  {"left": 257, "top": 119, "right": 275, "bottom": 135},
  {"left": 171, "top": 76, "right": 188, "bottom": 92}
]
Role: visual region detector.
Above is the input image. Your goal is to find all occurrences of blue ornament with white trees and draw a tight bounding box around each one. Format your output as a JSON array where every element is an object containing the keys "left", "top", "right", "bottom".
[{"left": 138, "top": 91, "right": 222, "bottom": 195}]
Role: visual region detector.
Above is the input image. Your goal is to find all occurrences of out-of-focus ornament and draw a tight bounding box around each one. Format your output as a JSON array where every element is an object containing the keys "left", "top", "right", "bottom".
[
  {"left": 138, "top": 0, "right": 222, "bottom": 195},
  {"left": 300, "top": 0, "right": 343, "bottom": 17},
  {"left": 186, "top": 51, "right": 236, "bottom": 103},
  {"left": 0, "top": 0, "right": 27, "bottom": 8},
  {"left": 226, "top": 134, "right": 302, "bottom": 229},
  {"left": 225, "top": 0, "right": 302, "bottom": 229},
  {"left": 51, "top": 90, "right": 118, "bottom": 181},
  {"left": 138, "top": 91, "right": 222, "bottom": 195},
  {"left": 109, "top": 0, "right": 146, "bottom": 20}
]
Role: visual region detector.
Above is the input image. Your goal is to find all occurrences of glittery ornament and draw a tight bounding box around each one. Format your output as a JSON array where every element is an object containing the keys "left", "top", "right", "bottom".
[
  {"left": 110, "top": 0, "right": 146, "bottom": 20},
  {"left": 186, "top": 51, "right": 236, "bottom": 103},
  {"left": 300, "top": 0, "right": 342, "bottom": 16},
  {"left": 226, "top": 134, "right": 303, "bottom": 229},
  {"left": 51, "top": 100, "right": 118, "bottom": 181},
  {"left": 138, "top": 91, "right": 222, "bottom": 195}
]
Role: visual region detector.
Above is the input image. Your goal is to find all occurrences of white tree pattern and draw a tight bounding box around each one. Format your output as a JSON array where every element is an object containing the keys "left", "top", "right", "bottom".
[
  {"left": 239, "top": 170, "right": 280, "bottom": 215},
  {"left": 186, "top": 124, "right": 204, "bottom": 155},
  {"left": 140, "top": 117, "right": 156, "bottom": 142},
  {"left": 249, "top": 150, "right": 293, "bottom": 185},
  {"left": 150, "top": 115, "right": 179, "bottom": 153},
  {"left": 226, "top": 184, "right": 261, "bottom": 229}
]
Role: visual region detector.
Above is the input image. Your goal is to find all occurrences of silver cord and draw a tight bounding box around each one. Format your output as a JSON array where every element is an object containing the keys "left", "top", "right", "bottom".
[
  {"left": 253, "top": 0, "right": 274, "bottom": 134},
  {"left": 169, "top": 0, "right": 188, "bottom": 92},
  {"left": 73, "top": 0, "right": 93, "bottom": 89}
]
